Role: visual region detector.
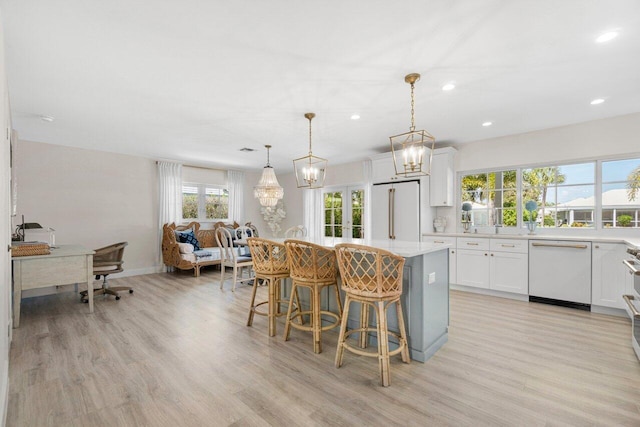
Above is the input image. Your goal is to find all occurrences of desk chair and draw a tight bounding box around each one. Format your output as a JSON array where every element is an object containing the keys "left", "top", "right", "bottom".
[
  {"left": 334, "top": 243, "right": 409, "bottom": 386},
  {"left": 216, "top": 227, "right": 253, "bottom": 291},
  {"left": 80, "top": 242, "right": 131, "bottom": 302}
]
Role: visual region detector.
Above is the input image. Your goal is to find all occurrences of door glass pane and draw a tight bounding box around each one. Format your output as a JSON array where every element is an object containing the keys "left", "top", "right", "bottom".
[
  {"left": 323, "top": 191, "right": 343, "bottom": 237},
  {"left": 351, "top": 189, "right": 364, "bottom": 238}
]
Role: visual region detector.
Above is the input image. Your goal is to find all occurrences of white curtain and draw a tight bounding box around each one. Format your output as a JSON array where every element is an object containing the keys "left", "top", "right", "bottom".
[
  {"left": 158, "top": 161, "right": 182, "bottom": 266},
  {"left": 303, "top": 188, "right": 322, "bottom": 239},
  {"left": 363, "top": 159, "right": 373, "bottom": 240},
  {"left": 227, "top": 170, "right": 245, "bottom": 224}
]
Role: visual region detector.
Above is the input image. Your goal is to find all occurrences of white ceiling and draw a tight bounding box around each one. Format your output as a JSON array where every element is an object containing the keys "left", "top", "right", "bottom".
[{"left": 2, "top": 0, "right": 640, "bottom": 171}]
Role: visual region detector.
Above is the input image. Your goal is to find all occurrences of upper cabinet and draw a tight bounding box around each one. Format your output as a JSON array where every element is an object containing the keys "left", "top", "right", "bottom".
[
  {"left": 429, "top": 147, "right": 456, "bottom": 207},
  {"left": 370, "top": 151, "right": 429, "bottom": 184}
]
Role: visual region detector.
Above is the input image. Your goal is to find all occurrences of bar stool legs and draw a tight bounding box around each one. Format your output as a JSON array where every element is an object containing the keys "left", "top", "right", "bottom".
[
  {"left": 284, "top": 281, "right": 342, "bottom": 354},
  {"left": 247, "top": 274, "right": 301, "bottom": 337},
  {"left": 335, "top": 296, "right": 409, "bottom": 387}
]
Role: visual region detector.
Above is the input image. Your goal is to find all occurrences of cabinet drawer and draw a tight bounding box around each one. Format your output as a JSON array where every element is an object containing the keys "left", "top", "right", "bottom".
[
  {"left": 422, "top": 236, "right": 456, "bottom": 247},
  {"left": 490, "top": 238, "right": 528, "bottom": 253},
  {"left": 457, "top": 237, "right": 489, "bottom": 251}
]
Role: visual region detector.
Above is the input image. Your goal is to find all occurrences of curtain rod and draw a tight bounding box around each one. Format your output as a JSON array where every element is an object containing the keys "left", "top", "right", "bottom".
[{"left": 155, "top": 161, "right": 226, "bottom": 172}]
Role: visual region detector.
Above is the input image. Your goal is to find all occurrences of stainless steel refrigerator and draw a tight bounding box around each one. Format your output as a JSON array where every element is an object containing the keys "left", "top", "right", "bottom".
[{"left": 371, "top": 180, "right": 421, "bottom": 241}]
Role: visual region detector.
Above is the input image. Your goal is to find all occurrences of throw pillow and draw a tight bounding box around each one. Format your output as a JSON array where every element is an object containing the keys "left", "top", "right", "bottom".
[
  {"left": 178, "top": 230, "right": 201, "bottom": 251},
  {"left": 177, "top": 242, "right": 194, "bottom": 254}
]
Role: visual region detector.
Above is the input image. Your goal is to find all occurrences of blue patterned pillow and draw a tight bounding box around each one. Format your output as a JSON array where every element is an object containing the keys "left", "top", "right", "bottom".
[{"left": 178, "top": 230, "right": 201, "bottom": 250}]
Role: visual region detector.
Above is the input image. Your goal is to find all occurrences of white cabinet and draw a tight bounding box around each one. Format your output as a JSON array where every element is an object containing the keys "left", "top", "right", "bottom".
[
  {"left": 371, "top": 153, "right": 398, "bottom": 183},
  {"left": 455, "top": 237, "right": 528, "bottom": 295},
  {"left": 457, "top": 248, "right": 490, "bottom": 288},
  {"left": 592, "top": 243, "right": 628, "bottom": 309},
  {"left": 429, "top": 147, "right": 456, "bottom": 207}
]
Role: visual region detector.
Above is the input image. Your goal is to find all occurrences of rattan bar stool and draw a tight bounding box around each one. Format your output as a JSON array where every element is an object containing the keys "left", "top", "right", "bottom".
[
  {"left": 247, "top": 238, "right": 302, "bottom": 337},
  {"left": 283, "top": 239, "right": 343, "bottom": 354},
  {"left": 334, "top": 243, "right": 410, "bottom": 386}
]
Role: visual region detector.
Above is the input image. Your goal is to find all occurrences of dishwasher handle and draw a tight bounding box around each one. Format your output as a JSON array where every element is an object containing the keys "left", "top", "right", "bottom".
[{"left": 531, "top": 242, "right": 588, "bottom": 249}]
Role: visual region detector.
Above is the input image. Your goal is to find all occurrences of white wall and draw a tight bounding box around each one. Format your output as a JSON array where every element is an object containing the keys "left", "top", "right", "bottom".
[
  {"left": 14, "top": 140, "right": 159, "bottom": 275},
  {"left": 0, "top": 7, "right": 11, "bottom": 423},
  {"left": 437, "top": 113, "right": 640, "bottom": 235}
]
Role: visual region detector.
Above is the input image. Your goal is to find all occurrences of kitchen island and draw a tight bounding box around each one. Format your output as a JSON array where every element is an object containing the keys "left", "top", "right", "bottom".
[{"left": 288, "top": 237, "right": 451, "bottom": 362}]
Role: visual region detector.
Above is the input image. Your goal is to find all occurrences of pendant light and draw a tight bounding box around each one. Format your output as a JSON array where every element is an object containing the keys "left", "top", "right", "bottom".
[
  {"left": 389, "top": 73, "right": 436, "bottom": 177},
  {"left": 254, "top": 145, "right": 284, "bottom": 207},
  {"left": 293, "top": 113, "right": 327, "bottom": 189}
]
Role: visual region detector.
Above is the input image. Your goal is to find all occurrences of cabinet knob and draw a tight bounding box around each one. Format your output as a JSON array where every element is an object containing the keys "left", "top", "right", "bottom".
[
  {"left": 484, "top": 253, "right": 488, "bottom": 256},
  {"left": 595, "top": 245, "right": 600, "bottom": 249},
  {"left": 451, "top": 250, "right": 455, "bottom": 254},
  {"left": 490, "top": 253, "right": 494, "bottom": 256}
]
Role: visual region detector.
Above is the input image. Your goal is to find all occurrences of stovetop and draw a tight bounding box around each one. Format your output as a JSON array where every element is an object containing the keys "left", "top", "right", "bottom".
[{"left": 627, "top": 248, "right": 640, "bottom": 260}]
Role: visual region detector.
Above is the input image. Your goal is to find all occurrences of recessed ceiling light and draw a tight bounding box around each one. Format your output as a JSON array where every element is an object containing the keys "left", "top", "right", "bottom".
[
  {"left": 442, "top": 83, "right": 456, "bottom": 91},
  {"left": 482, "top": 121, "right": 493, "bottom": 127},
  {"left": 596, "top": 31, "right": 619, "bottom": 43},
  {"left": 40, "top": 115, "right": 54, "bottom": 122},
  {"left": 590, "top": 98, "right": 605, "bottom": 105},
  {"left": 239, "top": 147, "right": 256, "bottom": 152},
  {"left": 350, "top": 114, "right": 360, "bottom": 120}
]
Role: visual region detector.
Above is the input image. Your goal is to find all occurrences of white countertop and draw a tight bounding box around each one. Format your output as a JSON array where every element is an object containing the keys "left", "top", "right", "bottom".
[
  {"left": 274, "top": 237, "right": 450, "bottom": 258},
  {"left": 422, "top": 232, "right": 640, "bottom": 249}
]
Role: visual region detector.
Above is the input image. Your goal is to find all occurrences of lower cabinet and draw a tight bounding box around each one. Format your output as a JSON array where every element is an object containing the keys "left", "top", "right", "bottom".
[
  {"left": 455, "top": 237, "right": 528, "bottom": 295},
  {"left": 592, "top": 243, "right": 628, "bottom": 309}
]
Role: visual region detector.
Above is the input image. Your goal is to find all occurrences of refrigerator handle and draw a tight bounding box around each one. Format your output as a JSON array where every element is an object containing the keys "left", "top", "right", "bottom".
[{"left": 389, "top": 188, "right": 396, "bottom": 239}]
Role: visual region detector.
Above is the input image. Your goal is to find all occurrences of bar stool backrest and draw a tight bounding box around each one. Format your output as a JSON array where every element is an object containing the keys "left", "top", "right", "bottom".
[
  {"left": 247, "top": 237, "right": 289, "bottom": 275},
  {"left": 335, "top": 243, "right": 405, "bottom": 298},
  {"left": 284, "top": 239, "right": 337, "bottom": 282}
]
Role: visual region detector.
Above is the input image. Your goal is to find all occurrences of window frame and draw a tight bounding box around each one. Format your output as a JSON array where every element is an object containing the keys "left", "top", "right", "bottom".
[{"left": 457, "top": 155, "right": 640, "bottom": 231}]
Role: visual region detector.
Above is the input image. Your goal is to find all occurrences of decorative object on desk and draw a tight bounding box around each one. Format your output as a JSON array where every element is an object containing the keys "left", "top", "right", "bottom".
[
  {"left": 525, "top": 200, "right": 538, "bottom": 235},
  {"left": 254, "top": 144, "right": 284, "bottom": 207},
  {"left": 461, "top": 202, "right": 472, "bottom": 233},
  {"left": 261, "top": 199, "right": 286, "bottom": 237},
  {"left": 293, "top": 112, "right": 327, "bottom": 189},
  {"left": 433, "top": 216, "right": 447, "bottom": 233},
  {"left": 389, "top": 73, "right": 436, "bottom": 178},
  {"left": 11, "top": 241, "right": 50, "bottom": 257}
]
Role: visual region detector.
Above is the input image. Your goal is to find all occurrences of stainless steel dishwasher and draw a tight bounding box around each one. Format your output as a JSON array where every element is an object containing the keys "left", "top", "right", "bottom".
[{"left": 528, "top": 240, "right": 592, "bottom": 309}]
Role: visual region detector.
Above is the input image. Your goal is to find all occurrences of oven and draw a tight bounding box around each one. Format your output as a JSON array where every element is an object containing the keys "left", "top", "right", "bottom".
[{"left": 622, "top": 251, "right": 640, "bottom": 360}]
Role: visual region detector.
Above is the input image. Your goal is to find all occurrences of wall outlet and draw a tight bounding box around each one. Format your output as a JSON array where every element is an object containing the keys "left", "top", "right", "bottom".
[{"left": 428, "top": 272, "right": 436, "bottom": 284}]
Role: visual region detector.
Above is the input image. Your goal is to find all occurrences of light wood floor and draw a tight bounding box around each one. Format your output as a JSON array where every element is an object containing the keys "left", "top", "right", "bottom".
[{"left": 7, "top": 270, "right": 640, "bottom": 426}]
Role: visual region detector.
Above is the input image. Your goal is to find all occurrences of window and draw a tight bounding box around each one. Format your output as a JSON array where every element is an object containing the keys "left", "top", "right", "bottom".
[
  {"left": 523, "top": 163, "right": 595, "bottom": 228},
  {"left": 602, "top": 157, "right": 640, "bottom": 228},
  {"left": 182, "top": 183, "right": 229, "bottom": 221},
  {"left": 461, "top": 170, "right": 516, "bottom": 227},
  {"left": 459, "top": 157, "right": 640, "bottom": 230}
]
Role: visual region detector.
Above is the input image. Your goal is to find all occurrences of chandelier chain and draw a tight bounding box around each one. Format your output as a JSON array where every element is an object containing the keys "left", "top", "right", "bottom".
[
  {"left": 410, "top": 81, "right": 416, "bottom": 132},
  {"left": 308, "top": 117, "right": 313, "bottom": 155}
]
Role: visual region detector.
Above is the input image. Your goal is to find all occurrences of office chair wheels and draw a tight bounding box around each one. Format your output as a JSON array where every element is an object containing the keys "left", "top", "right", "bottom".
[
  {"left": 115, "top": 296, "right": 121, "bottom": 300},
  {"left": 129, "top": 289, "right": 134, "bottom": 294}
]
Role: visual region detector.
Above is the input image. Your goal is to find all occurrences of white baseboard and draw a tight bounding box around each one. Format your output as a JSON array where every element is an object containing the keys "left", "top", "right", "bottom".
[
  {"left": 450, "top": 284, "right": 529, "bottom": 302},
  {"left": 21, "top": 265, "right": 164, "bottom": 298}
]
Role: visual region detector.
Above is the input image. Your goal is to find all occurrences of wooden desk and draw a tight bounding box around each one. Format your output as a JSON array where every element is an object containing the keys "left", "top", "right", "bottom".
[{"left": 12, "top": 245, "right": 95, "bottom": 328}]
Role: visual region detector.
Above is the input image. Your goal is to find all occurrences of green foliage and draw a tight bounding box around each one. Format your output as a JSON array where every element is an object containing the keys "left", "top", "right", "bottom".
[
  {"left": 617, "top": 215, "right": 632, "bottom": 227},
  {"left": 503, "top": 209, "right": 516, "bottom": 226},
  {"left": 182, "top": 195, "right": 198, "bottom": 219},
  {"left": 543, "top": 214, "right": 555, "bottom": 227},
  {"left": 571, "top": 222, "right": 587, "bottom": 227}
]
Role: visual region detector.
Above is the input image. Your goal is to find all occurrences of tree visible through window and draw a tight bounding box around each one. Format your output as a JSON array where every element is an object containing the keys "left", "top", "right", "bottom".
[{"left": 182, "top": 183, "right": 229, "bottom": 221}]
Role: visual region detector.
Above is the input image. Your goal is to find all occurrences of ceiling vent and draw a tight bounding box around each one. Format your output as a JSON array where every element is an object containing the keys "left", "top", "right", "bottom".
[{"left": 240, "top": 147, "right": 256, "bottom": 152}]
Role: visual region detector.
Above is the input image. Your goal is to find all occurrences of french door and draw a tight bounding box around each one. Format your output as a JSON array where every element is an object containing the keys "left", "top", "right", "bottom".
[{"left": 322, "top": 186, "right": 365, "bottom": 238}]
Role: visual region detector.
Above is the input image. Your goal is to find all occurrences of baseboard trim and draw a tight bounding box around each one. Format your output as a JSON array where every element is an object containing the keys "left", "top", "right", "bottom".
[{"left": 450, "top": 284, "right": 529, "bottom": 302}]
